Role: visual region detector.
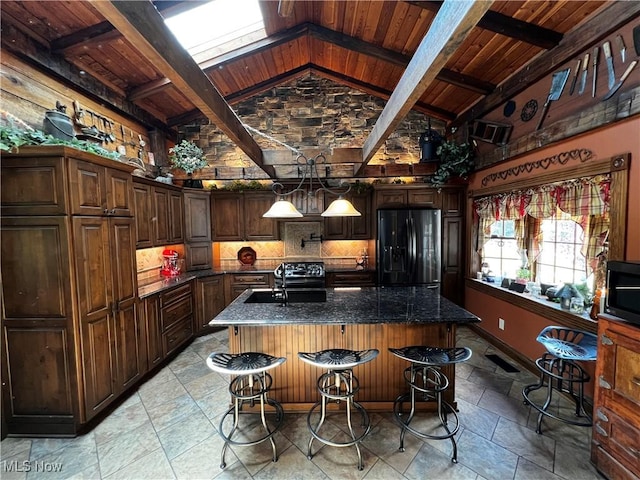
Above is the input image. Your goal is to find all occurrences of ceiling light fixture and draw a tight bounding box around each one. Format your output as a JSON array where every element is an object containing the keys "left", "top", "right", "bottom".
[{"left": 263, "top": 153, "right": 361, "bottom": 218}]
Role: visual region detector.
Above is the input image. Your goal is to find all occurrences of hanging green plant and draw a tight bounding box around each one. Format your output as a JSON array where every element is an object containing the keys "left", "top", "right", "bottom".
[
  {"left": 429, "top": 140, "right": 475, "bottom": 186},
  {"left": 168, "top": 140, "right": 208, "bottom": 174}
]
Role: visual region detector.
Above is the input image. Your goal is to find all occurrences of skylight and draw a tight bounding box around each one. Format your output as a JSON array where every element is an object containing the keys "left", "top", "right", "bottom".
[{"left": 165, "top": 0, "right": 266, "bottom": 58}]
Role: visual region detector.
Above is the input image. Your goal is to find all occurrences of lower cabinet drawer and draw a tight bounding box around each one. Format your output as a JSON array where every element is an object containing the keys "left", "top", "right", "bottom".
[
  {"left": 327, "top": 271, "right": 376, "bottom": 286},
  {"left": 162, "top": 317, "right": 193, "bottom": 357},
  {"left": 593, "top": 406, "right": 640, "bottom": 478},
  {"left": 161, "top": 295, "right": 193, "bottom": 331}
]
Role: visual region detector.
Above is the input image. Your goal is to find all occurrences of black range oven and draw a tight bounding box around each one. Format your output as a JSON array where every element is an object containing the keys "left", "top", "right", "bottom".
[{"left": 274, "top": 261, "right": 326, "bottom": 289}]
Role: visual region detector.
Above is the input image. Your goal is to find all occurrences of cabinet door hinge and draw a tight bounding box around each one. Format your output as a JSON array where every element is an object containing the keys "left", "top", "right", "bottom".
[
  {"left": 598, "top": 375, "right": 612, "bottom": 389},
  {"left": 600, "top": 334, "right": 613, "bottom": 346}
]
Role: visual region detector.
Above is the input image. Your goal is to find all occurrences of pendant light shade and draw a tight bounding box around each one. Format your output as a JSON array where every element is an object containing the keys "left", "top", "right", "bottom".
[
  {"left": 263, "top": 199, "right": 303, "bottom": 218},
  {"left": 262, "top": 153, "right": 363, "bottom": 218},
  {"left": 321, "top": 197, "right": 361, "bottom": 217}
]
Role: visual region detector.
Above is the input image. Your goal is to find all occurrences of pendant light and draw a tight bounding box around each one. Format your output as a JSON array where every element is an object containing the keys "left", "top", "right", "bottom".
[{"left": 263, "top": 153, "right": 361, "bottom": 218}]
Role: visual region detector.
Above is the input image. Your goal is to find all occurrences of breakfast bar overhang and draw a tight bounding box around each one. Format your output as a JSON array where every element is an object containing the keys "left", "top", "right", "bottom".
[{"left": 209, "top": 286, "right": 481, "bottom": 412}]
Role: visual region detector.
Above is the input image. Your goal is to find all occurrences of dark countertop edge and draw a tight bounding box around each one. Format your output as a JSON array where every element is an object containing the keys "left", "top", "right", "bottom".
[
  {"left": 137, "top": 270, "right": 223, "bottom": 298},
  {"left": 209, "top": 286, "right": 481, "bottom": 326},
  {"left": 137, "top": 267, "right": 378, "bottom": 298}
]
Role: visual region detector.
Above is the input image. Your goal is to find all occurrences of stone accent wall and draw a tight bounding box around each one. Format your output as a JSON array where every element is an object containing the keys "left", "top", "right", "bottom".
[{"left": 179, "top": 74, "right": 444, "bottom": 180}]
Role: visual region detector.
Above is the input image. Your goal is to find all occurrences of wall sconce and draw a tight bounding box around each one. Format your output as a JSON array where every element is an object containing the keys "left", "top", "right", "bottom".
[{"left": 263, "top": 153, "right": 361, "bottom": 218}]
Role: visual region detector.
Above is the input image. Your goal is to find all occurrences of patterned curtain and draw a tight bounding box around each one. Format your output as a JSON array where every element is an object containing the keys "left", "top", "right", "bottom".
[{"left": 474, "top": 174, "right": 610, "bottom": 267}]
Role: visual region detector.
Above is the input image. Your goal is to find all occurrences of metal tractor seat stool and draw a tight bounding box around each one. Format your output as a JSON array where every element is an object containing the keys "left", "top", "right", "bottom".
[
  {"left": 388, "top": 345, "right": 472, "bottom": 463},
  {"left": 522, "top": 326, "right": 597, "bottom": 434},
  {"left": 206, "top": 351, "right": 286, "bottom": 469},
  {"left": 297, "top": 348, "right": 379, "bottom": 471}
]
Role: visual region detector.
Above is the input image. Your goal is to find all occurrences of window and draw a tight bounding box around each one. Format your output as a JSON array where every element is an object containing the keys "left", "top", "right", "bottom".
[
  {"left": 474, "top": 174, "right": 610, "bottom": 294},
  {"left": 482, "top": 220, "right": 520, "bottom": 278},
  {"left": 538, "top": 212, "right": 587, "bottom": 285},
  {"left": 164, "top": 0, "right": 266, "bottom": 58}
]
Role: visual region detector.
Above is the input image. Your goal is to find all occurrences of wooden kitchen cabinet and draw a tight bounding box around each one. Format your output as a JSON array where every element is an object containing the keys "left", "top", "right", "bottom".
[
  {"left": 73, "top": 215, "right": 142, "bottom": 420},
  {"left": 159, "top": 282, "right": 194, "bottom": 357},
  {"left": 591, "top": 315, "right": 640, "bottom": 480},
  {"left": 184, "top": 189, "right": 212, "bottom": 270},
  {"left": 141, "top": 295, "right": 162, "bottom": 370},
  {"left": 69, "top": 158, "right": 133, "bottom": 216},
  {"left": 374, "top": 185, "right": 440, "bottom": 210},
  {"left": 132, "top": 177, "right": 183, "bottom": 248},
  {"left": 224, "top": 272, "right": 273, "bottom": 305},
  {"left": 1, "top": 147, "right": 140, "bottom": 435},
  {"left": 195, "top": 275, "right": 225, "bottom": 334},
  {"left": 323, "top": 191, "right": 372, "bottom": 240},
  {"left": 326, "top": 270, "right": 376, "bottom": 287},
  {"left": 211, "top": 191, "right": 278, "bottom": 241}
]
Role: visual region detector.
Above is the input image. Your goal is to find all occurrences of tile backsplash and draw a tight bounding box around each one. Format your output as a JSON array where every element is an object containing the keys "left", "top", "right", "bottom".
[{"left": 136, "top": 225, "right": 374, "bottom": 277}]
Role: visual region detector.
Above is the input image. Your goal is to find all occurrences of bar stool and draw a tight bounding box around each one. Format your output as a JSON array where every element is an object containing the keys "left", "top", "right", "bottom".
[
  {"left": 389, "top": 346, "right": 472, "bottom": 463},
  {"left": 206, "top": 351, "right": 286, "bottom": 469},
  {"left": 297, "top": 348, "right": 379, "bottom": 471},
  {"left": 522, "top": 326, "right": 597, "bottom": 434}
]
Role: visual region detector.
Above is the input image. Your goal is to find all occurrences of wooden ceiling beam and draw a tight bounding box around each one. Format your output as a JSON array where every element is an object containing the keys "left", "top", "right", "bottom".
[
  {"left": 129, "top": 23, "right": 310, "bottom": 101},
  {"left": 0, "top": 20, "right": 164, "bottom": 131},
  {"left": 407, "top": 1, "right": 563, "bottom": 49},
  {"left": 453, "top": 1, "right": 640, "bottom": 128},
  {"left": 357, "top": 0, "right": 492, "bottom": 175},
  {"left": 307, "top": 24, "right": 495, "bottom": 94},
  {"left": 51, "top": 1, "right": 202, "bottom": 54},
  {"left": 91, "top": 0, "right": 273, "bottom": 177},
  {"left": 130, "top": 21, "right": 494, "bottom": 103}
]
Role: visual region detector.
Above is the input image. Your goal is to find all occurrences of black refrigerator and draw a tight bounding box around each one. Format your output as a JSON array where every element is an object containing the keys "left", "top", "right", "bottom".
[{"left": 377, "top": 208, "right": 441, "bottom": 286}]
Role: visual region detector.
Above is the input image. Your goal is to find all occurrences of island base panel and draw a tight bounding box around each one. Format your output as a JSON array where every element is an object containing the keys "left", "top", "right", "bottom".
[{"left": 228, "top": 323, "right": 457, "bottom": 411}]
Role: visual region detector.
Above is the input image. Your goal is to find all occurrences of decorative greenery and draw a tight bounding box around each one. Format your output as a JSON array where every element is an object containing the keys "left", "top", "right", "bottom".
[
  {"left": 429, "top": 140, "right": 475, "bottom": 185},
  {"left": 349, "top": 181, "right": 373, "bottom": 194},
  {"left": 516, "top": 268, "right": 531, "bottom": 280},
  {"left": 1, "top": 123, "right": 120, "bottom": 160},
  {"left": 222, "top": 180, "right": 270, "bottom": 191},
  {"left": 168, "top": 140, "right": 207, "bottom": 174}
]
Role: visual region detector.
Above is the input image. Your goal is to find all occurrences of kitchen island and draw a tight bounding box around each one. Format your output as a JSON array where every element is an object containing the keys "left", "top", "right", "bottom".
[{"left": 210, "top": 286, "right": 480, "bottom": 412}]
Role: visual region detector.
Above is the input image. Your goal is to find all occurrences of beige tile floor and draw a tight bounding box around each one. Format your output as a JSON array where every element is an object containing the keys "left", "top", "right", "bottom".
[{"left": 0, "top": 326, "right": 605, "bottom": 480}]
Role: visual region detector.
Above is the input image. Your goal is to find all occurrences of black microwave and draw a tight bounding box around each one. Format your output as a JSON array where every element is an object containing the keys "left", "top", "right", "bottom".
[{"left": 605, "top": 261, "right": 640, "bottom": 324}]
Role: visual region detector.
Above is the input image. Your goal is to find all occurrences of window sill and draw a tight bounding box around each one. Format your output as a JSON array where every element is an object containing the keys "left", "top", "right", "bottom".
[{"left": 466, "top": 278, "right": 598, "bottom": 334}]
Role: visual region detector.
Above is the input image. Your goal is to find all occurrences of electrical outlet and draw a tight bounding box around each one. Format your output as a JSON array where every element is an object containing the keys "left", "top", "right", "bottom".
[{"left": 499, "top": 318, "right": 505, "bottom": 330}]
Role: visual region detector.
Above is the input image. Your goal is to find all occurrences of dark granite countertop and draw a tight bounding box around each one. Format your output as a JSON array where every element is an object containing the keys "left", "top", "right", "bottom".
[
  {"left": 209, "top": 286, "right": 480, "bottom": 326},
  {"left": 138, "top": 270, "right": 224, "bottom": 298}
]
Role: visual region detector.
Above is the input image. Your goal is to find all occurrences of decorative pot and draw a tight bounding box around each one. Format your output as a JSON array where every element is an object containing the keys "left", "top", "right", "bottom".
[{"left": 43, "top": 110, "right": 75, "bottom": 141}]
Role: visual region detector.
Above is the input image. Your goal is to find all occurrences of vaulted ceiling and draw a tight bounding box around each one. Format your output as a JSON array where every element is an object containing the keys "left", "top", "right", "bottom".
[{"left": 2, "top": 0, "right": 637, "bottom": 176}]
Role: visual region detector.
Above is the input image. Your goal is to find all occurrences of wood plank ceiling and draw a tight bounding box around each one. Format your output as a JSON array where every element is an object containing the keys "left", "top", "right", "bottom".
[{"left": 2, "top": 0, "right": 633, "bottom": 176}]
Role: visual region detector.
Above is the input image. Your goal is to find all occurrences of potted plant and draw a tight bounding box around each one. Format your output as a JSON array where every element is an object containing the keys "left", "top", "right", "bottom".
[
  {"left": 169, "top": 140, "right": 208, "bottom": 187},
  {"left": 429, "top": 140, "right": 475, "bottom": 185}
]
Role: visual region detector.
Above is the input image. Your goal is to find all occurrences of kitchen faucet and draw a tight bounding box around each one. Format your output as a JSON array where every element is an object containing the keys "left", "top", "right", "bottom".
[{"left": 273, "top": 262, "right": 289, "bottom": 306}]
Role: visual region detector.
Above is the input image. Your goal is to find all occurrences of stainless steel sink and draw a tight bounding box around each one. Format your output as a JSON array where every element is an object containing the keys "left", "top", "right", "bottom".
[{"left": 245, "top": 289, "right": 327, "bottom": 303}]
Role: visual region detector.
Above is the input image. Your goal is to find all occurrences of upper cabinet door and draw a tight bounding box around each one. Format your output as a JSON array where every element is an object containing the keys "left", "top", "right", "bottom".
[
  {"left": 244, "top": 192, "right": 279, "bottom": 240},
  {"left": 152, "top": 186, "right": 170, "bottom": 245},
  {"left": 69, "top": 159, "right": 132, "bottom": 217},
  {"left": 105, "top": 169, "right": 133, "bottom": 216},
  {"left": 69, "top": 159, "right": 108, "bottom": 216},
  {"left": 133, "top": 182, "right": 153, "bottom": 249},
  {"left": 211, "top": 193, "right": 243, "bottom": 241},
  {"left": 184, "top": 190, "right": 211, "bottom": 243},
  {"left": 168, "top": 190, "right": 184, "bottom": 243}
]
